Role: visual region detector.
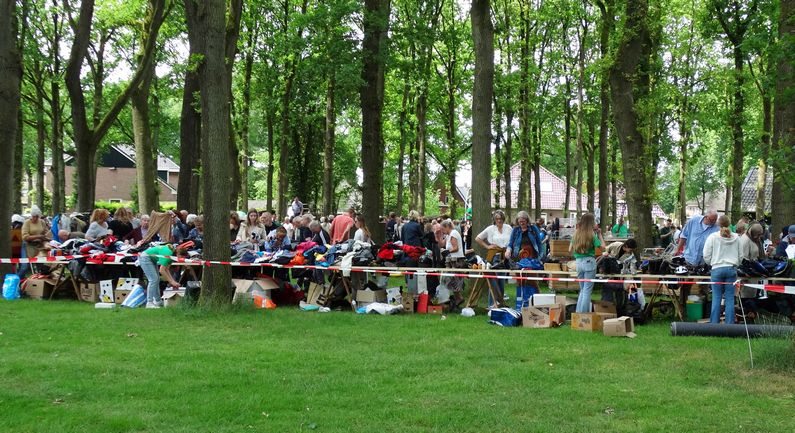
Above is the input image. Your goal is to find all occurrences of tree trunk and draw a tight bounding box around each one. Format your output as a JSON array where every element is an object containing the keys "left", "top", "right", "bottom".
[
  {"left": 322, "top": 72, "right": 336, "bottom": 217},
  {"left": 596, "top": 0, "right": 613, "bottom": 227},
  {"left": 279, "top": 63, "right": 296, "bottom": 218},
  {"left": 610, "top": 137, "right": 618, "bottom": 226},
  {"left": 771, "top": 0, "right": 795, "bottom": 235},
  {"left": 195, "top": 0, "right": 233, "bottom": 306},
  {"left": 608, "top": 0, "right": 655, "bottom": 249},
  {"left": 416, "top": 92, "right": 428, "bottom": 215},
  {"left": 471, "top": 0, "right": 493, "bottom": 254},
  {"left": 493, "top": 92, "right": 503, "bottom": 209},
  {"left": 755, "top": 93, "right": 771, "bottom": 218},
  {"left": 729, "top": 45, "right": 745, "bottom": 219},
  {"left": 396, "top": 81, "right": 410, "bottom": 215},
  {"left": 0, "top": 0, "right": 21, "bottom": 273},
  {"left": 50, "top": 3, "right": 65, "bottom": 214},
  {"left": 239, "top": 19, "right": 256, "bottom": 211},
  {"left": 11, "top": 1, "right": 26, "bottom": 215},
  {"left": 533, "top": 123, "right": 541, "bottom": 219},
  {"left": 518, "top": 3, "right": 530, "bottom": 213},
  {"left": 178, "top": 0, "right": 203, "bottom": 213},
  {"left": 131, "top": 2, "right": 160, "bottom": 215},
  {"left": 587, "top": 121, "right": 596, "bottom": 212},
  {"left": 677, "top": 129, "right": 688, "bottom": 225},
  {"left": 265, "top": 96, "right": 274, "bottom": 212},
  {"left": 35, "top": 76, "right": 46, "bottom": 211},
  {"left": 65, "top": 0, "right": 166, "bottom": 212},
  {"left": 563, "top": 77, "right": 572, "bottom": 217},
  {"left": 360, "top": 0, "right": 391, "bottom": 243},
  {"left": 575, "top": 22, "right": 587, "bottom": 216}
]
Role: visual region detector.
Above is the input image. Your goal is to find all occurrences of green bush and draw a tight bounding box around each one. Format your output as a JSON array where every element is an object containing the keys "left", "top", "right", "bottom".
[{"left": 93, "top": 201, "right": 134, "bottom": 214}]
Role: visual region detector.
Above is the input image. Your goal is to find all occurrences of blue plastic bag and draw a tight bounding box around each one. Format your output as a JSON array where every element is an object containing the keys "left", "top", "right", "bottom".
[
  {"left": 121, "top": 285, "right": 146, "bottom": 308},
  {"left": 3, "top": 274, "right": 21, "bottom": 300},
  {"left": 488, "top": 308, "right": 522, "bottom": 327}
]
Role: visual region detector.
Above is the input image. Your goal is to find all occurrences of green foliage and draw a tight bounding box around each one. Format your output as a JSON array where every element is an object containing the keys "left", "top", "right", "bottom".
[{"left": 93, "top": 200, "right": 134, "bottom": 213}]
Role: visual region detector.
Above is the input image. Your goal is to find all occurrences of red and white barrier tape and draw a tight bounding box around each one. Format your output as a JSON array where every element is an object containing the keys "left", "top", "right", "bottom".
[{"left": 3, "top": 254, "right": 794, "bottom": 294}]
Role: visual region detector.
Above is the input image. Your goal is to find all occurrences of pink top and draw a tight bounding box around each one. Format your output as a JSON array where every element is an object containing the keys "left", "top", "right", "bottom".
[{"left": 330, "top": 214, "right": 354, "bottom": 243}]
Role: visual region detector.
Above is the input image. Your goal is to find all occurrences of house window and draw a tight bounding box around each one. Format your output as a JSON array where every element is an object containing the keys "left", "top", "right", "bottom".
[
  {"left": 109, "top": 199, "right": 122, "bottom": 204},
  {"left": 540, "top": 181, "right": 552, "bottom": 192}
]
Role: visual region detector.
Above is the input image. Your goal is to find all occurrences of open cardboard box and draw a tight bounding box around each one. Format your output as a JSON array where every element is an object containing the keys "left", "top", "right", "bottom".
[
  {"left": 571, "top": 312, "right": 618, "bottom": 332},
  {"left": 522, "top": 304, "right": 564, "bottom": 328},
  {"left": 162, "top": 289, "right": 186, "bottom": 307},
  {"left": 603, "top": 316, "right": 637, "bottom": 338},
  {"left": 25, "top": 277, "right": 57, "bottom": 299},
  {"left": 355, "top": 288, "right": 387, "bottom": 307}
]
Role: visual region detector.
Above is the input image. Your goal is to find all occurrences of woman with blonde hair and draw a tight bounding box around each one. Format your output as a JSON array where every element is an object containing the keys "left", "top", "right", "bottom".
[
  {"left": 441, "top": 219, "right": 466, "bottom": 309},
  {"left": 85, "top": 209, "right": 111, "bottom": 241},
  {"left": 703, "top": 215, "right": 741, "bottom": 324},
  {"left": 570, "top": 213, "right": 604, "bottom": 313},
  {"left": 108, "top": 207, "right": 134, "bottom": 239}
]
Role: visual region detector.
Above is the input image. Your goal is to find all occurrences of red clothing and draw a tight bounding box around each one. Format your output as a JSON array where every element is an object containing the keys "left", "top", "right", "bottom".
[{"left": 330, "top": 214, "right": 354, "bottom": 244}]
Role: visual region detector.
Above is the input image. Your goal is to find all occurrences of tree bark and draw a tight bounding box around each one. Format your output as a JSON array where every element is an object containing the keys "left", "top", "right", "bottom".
[
  {"left": 322, "top": 72, "right": 336, "bottom": 217},
  {"left": 194, "top": 0, "right": 233, "bottom": 306},
  {"left": 265, "top": 90, "right": 275, "bottom": 212},
  {"left": 12, "top": 0, "right": 26, "bottom": 215},
  {"left": 755, "top": 91, "right": 771, "bottom": 218},
  {"left": 771, "top": 0, "right": 795, "bottom": 234},
  {"left": 131, "top": 0, "right": 161, "bottom": 215},
  {"left": 396, "top": 80, "right": 410, "bottom": 214},
  {"left": 35, "top": 67, "right": 46, "bottom": 211},
  {"left": 239, "top": 18, "right": 257, "bottom": 211},
  {"left": 729, "top": 44, "right": 745, "bottom": 218},
  {"left": 471, "top": 0, "right": 493, "bottom": 254},
  {"left": 65, "top": 0, "right": 166, "bottom": 211},
  {"left": 608, "top": 0, "right": 655, "bottom": 249},
  {"left": 50, "top": 2, "right": 65, "bottom": 214},
  {"left": 360, "top": 0, "right": 390, "bottom": 242},
  {"left": 0, "top": 0, "right": 21, "bottom": 273},
  {"left": 563, "top": 76, "right": 572, "bottom": 217},
  {"left": 596, "top": 0, "right": 613, "bottom": 226}
]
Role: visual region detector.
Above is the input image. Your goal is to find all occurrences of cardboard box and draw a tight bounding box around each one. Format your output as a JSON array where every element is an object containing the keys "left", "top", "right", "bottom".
[
  {"left": 385, "top": 287, "right": 402, "bottom": 305},
  {"left": 115, "top": 290, "right": 131, "bottom": 305},
  {"left": 571, "top": 312, "right": 617, "bottom": 332},
  {"left": 549, "top": 240, "right": 572, "bottom": 258},
  {"left": 233, "top": 279, "right": 270, "bottom": 304},
  {"left": 162, "top": 289, "right": 185, "bottom": 307},
  {"left": 116, "top": 278, "right": 139, "bottom": 291},
  {"left": 25, "top": 278, "right": 55, "bottom": 299},
  {"left": 603, "top": 316, "right": 637, "bottom": 338},
  {"left": 401, "top": 293, "right": 415, "bottom": 313},
  {"left": 79, "top": 282, "right": 100, "bottom": 303},
  {"left": 307, "top": 282, "right": 332, "bottom": 306},
  {"left": 522, "top": 304, "right": 564, "bottom": 328},
  {"left": 355, "top": 288, "right": 387, "bottom": 307},
  {"left": 592, "top": 300, "right": 617, "bottom": 315},
  {"left": 428, "top": 305, "right": 444, "bottom": 315},
  {"left": 531, "top": 294, "right": 557, "bottom": 306}
]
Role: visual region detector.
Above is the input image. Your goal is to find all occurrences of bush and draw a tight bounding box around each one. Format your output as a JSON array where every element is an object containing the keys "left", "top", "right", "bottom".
[{"left": 93, "top": 201, "right": 134, "bottom": 214}]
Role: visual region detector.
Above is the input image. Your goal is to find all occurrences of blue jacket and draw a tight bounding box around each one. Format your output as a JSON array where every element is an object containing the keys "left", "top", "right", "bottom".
[
  {"left": 507, "top": 225, "right": 544, "bottom": 260},
  {"left": 775, "top": 239, "right": 792, "bottom": 258}
]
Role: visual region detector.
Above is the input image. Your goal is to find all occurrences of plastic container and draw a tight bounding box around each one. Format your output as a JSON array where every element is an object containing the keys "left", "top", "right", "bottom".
[
  {"left": 686, "top": 302, "right": 703, "bottom": 321},
  {"left": 3, "top": 274, "right": 21, "bottom": 300}
]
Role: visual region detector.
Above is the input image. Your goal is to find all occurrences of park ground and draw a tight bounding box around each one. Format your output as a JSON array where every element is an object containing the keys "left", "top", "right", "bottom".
[{"left": 1, "top": 300, "right": 795, "bottom": 433}]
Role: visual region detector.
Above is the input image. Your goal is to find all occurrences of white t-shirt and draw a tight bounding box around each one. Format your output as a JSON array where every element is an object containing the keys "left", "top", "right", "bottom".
[
  {"left": 354, "top": 228, "right": 371, "bottom": 244},
  {"left": 446, "top": 230, "right": 465, "bottom": 258},
  {"left": 476, "top": 224, "right": 512, "bottom": 248}
]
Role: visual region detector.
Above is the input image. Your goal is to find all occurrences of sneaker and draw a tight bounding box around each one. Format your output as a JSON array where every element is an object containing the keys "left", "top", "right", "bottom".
[{"left": 146, "top": 301, "right": 161, "bottom": 309}]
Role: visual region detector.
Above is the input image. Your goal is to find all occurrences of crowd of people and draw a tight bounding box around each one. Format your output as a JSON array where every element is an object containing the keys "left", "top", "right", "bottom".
[{"left": 8, "top": 200, "right": 795, "bottom": 320}]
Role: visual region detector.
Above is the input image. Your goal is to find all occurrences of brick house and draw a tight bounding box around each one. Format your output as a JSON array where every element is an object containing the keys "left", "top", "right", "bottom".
[{"left": 49, "top": 144, "right": 179, "bottom": 204}]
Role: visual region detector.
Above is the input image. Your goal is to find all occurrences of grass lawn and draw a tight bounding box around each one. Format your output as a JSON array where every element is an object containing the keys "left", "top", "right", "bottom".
[{"left": 1, "top": 300, "right": 794, "bottom": 433}]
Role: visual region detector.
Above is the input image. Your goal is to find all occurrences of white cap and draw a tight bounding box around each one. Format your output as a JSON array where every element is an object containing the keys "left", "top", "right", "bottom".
[
  {"left": 30, "top": 206, "right": 42, "bottom": 217},
  {"left": 11, "top": 214, "right": 25, "bottom": 224}
]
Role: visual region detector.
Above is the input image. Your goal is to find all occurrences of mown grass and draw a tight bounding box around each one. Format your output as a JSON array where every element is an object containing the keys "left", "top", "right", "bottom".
[{"left": 1, "top": 300, "right": 794, "bottom": 433}]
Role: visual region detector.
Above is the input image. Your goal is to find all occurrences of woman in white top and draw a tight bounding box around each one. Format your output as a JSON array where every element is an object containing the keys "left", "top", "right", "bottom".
[
  {"left": 441, "top": 219, "right": 466, "bottom": 309},
  {"left": 474, "top": 210, "right": 512, "bottom": 306},
  {"left": 353, "top": 215, "right": 373, "bottom": 244},
  {"left": 85, "top": 209, "right": 111, "bottom": 241},
  {"left": 236, "top": 208, "right": 265, "bottom": 243}
]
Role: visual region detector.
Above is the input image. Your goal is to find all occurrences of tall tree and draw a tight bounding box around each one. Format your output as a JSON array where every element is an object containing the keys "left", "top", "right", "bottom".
[
  {"left": 132, "top": 0, "right": 170, "bottom": 215},
  {"left": 609, "top": 0, "right": 657, "bottom": 248},
  {"left": 771, "top": 0, "right": 795, "bottom": 234},
  {"left": 360, "top": 0, "right": 391, "bottom": 243},
  {"left": 595, "top": 0, "right": 614, "bottom": 226},
  {"left": 470, "top": 0, "right": 493, "bottom": 251},
  {"left": 64, "top": 0, "right": 167, "bottom": 211},
  {"left": 708, "top": 0, "right": 758, "bottom": 219},
  {"left": 192, "top": 0, "right": 234, "bottom": 306},
  {"left": 0, "top": 0, "right": 21, "bottom": 274},
  {"left": 178, "top": 0, "right": 203, "bottom": 213}
]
